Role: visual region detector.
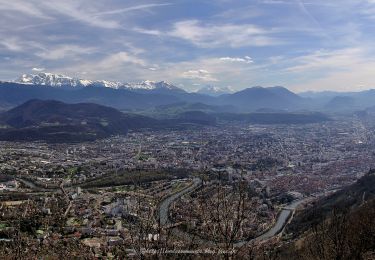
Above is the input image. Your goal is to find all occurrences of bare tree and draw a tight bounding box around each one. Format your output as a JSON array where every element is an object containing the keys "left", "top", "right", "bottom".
[
  {"left": 124, "top": 171, "right": 172, "bottom": 259},
  {"left": 193, "top": 177, "right": 257, "bottom": 259}
]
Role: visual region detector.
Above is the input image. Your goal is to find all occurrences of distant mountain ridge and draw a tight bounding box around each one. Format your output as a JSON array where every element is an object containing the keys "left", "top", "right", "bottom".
[
  {"left": 218, "top": 86, "right": 304, "bottom": 110},
  {"left": 1, "top": 99, "right": 126, "bottom": 128},
  {"left": 196, "top": 85, "right": 234, "bottom": 96},
  {"left": 301, "top": 89, "right": 375, "bottom": 111},
  {"left": 0, "top": 82, "right": 185, "bottom": 111},
  {"left": 10, "top": 73, "right": 375, "bottom": 112},
  {"left": 15, "top": 72, "right": 185, "bottom": 92},
  {"left": 215, "top": 111, "right": 330, "bottom": 124},
  {"left": 0, "top": 81, "right": 307, "bottom": 112},
  {"left": 0, "top": 99, "right": 142, "bottom": 142},
  {"left": 0, "top": 99, "right": 216, "bottom": 142}
]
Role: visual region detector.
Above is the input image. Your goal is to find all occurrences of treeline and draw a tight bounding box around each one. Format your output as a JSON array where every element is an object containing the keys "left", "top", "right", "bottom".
[
  {"left": 215, "top": 112, "right": 330, "bottom": 124},
  {"left": 268, "top": 170, "right": 375, "bottom": 260},
  {"left": 287, "top": 170, "right": 375, "bottom": 236},
  {"left": 279, "top": 199, "right": 375, "bottom": 260},
  {"left": 80, "top": 168, "right": 191, "bottom": 188}
]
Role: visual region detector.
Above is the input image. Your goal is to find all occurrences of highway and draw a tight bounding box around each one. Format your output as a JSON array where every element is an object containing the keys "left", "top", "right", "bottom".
[
  {"left": 159, "top": 178, "right": 202, "bottom": 226},
  {"left": 158, "top": 177, "right": 310, "bottom": 247},
  {"left": 19, "top": 175, "right": 310, "bottom": 247}
]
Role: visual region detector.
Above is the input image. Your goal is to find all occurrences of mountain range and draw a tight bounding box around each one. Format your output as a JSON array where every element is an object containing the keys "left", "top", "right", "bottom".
[
  {"left": 217, "top": 86, "right": 304, "bottom": 111},
  {"left": 196, "top": 85, "right": 234, "bottom": 96},
  {"left": 16, "top": 72, "right": 184, "bottom": 92},
  {"left": 0, "top": 100, "right": 140, "bottom": 142},
  {"left": 0, "top": 73, "right": 304, "bottom": 112},
  {"left": 0, "top": 99, "right": 218, "bottom": 142},
  {"left": 2, "top": 72, "right": 375, "bottom": 113}
]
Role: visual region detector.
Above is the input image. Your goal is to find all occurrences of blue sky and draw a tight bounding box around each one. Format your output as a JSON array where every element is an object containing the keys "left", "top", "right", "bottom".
[{"left": 1, "top": 0, "right": 375, "bottom": 92}]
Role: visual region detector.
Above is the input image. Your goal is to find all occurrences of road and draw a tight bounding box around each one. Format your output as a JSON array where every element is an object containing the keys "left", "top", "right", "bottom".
[
  {"left": 16, "top": 177, "right": 63, "bottom": 193},
  {"left": 20, "top": 175, "right": 310, "bottom": 247},
  {"left": 159, "top": 178, "right": 202, "bottom": 226},
  {"left": 158, "top": 178, "right": 310, "bottom": 247},
  {"left": 16, "top": 178, "right": 41, "bottom": 190}
]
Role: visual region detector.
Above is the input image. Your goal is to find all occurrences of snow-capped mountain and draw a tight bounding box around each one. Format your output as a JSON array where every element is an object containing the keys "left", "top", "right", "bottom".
[
  {"left": 15, "top": 72, "right": 185, "bottom": 92},
  {"left": 123, "top": 80, "right": 183, "bottom": 91},
  {"left": 17, "top": 73, "right": 92, "bottom": 88},
  {"left": 196, "top": 85, "right": 234, "bottom": 96}
]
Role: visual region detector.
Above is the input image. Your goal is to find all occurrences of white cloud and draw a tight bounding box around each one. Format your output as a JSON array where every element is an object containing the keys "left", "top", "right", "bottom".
[
  {"left": 169, "top": 20, "right": 278, "bottom": 48},
  {"left": 360, "top": 4, "right": 375, "bottom": 19},
  {"left": 3, "top": 1, "right": 170, "bottom": 30},
  {"left": 285, "top": 48, "right": 364, "bottom": 73},
  {"left": 0, "top": 38, "right": 24, "bottom": 52},
  {"left": 40, "top": 1, "right": 120, "bottom": 29},
  {"left": 0, "top": 1, "right": 52, "bottom": 19},
  {"left": 133, "top": 27, "right": 162, "bottom": 36},
  {"left": 181, "top": 69, "right": 218, "bottom": 82},
  {"left": 32, "top": 67, "right": 45, "bottom": 72},
  {"left": 132, "top": 20, "right": 280, "bottom": 48},
  {"left": 36, "top": 45, "right": 97, "bottom": 60},
  {"left": 0, "top": 37, "right": 44, "bottom": 53},
  {"left": 2, "top": 0, "right": 375, "bottom": 93},
  {"left": 219, "top": 56, "right": 253, "bottom": 64},
  {"left": 52, "top": 2, "right": 170, "bottom": 29},
  {"left": 291, "top": 63, "right": 375, "bottom": 92},
  {"left": 282, "top": 47, "right": 375, "bottom": 91},
  {"left": 214, "top": 5, "right": 262, "bottom": 21},
  {"left": 96, "top": 3, "right": 171, "bottom": 16},
  {"left": 101, "top": 52, "right": 147, "bottom": 67},
  {"left": 141, "top": 56, "right": 264, "bottom": 90},
  {"left": 60, "top": 51, "right": 150, "bottom": 80}
]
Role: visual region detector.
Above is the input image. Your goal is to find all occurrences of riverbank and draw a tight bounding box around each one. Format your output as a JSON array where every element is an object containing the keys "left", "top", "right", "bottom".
[{"left": 158, "top": 178, "right": 311, "bottom": 247}]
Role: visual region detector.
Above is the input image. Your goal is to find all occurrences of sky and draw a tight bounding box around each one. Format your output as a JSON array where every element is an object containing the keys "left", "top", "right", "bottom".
[{"left": 1, "top": 0, "right": 375, "bottom": 92}]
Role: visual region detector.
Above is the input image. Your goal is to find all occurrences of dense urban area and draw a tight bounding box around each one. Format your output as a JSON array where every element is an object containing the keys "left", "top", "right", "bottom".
[
  {"left": 3, "top": 0, "right": 375, "bottom": 258},
  {"left": 1, "top": 114, "right": 375, "bottom": 258}
]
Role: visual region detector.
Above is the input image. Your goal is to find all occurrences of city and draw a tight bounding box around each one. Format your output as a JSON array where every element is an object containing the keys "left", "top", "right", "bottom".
[
  {"left": 2, "top": 0, "right": 375, "bottom": 258},
  {"left": 1, "top": 115, "right": 374, "bottom": 258}
]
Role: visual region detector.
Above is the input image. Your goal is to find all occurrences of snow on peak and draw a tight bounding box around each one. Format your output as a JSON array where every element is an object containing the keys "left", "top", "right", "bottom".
[
  {"left": 13, "top": 72, "right": 185, "bottom": 92},
  {"left": 197, "top": 85, "right": 234, "bottom": 96},
  {"left": 16, "top": 73, "right": 87, "bottom": 87},
  {"left": 121, "top": 80, "right": 183, "bottom": 91},
  {"left": 156, "top": 81, "right": 179, "bottom": 89}
]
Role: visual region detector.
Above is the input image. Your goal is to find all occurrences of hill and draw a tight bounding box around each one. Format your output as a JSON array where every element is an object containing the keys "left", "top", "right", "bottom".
[
  {"left": 302, "top": 89, "right": 375, "bottom": 112},
  {"left": 171, "top": 111, "right": 217, "bottom": 126},
  {"left": 0, "top": 100, "right": 148, "bottom": 142},
  {"left": 0, "top": 82, "right": 185, "bottom": 111},
  {"left": 286, "top": 170, "right": 375, "bottom": 237},
  {"left": 0, "top": 100, "right": 217, "bottom": 142},
  {"left": 218, "top": 86, "right": 304, "bottom": 111},
  {"left": 145, "top": 102, "right": 237, "bottom": 118},
  {"left": 0, "top": 82, "right": 308, "bottom": 113},
  {"left": 273, "top": 171, "right": 375, "bottom": 259},
  {"left": 324, "top": 96, "right": 357, "bottom": 111},
  {"left": 215, "top": 112, "right": 330, "bottom": 124}
]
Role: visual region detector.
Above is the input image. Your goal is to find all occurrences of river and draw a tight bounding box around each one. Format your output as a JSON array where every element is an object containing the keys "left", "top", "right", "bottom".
[{"left": 158, "top": 177, "right": 310, "bottom": 247}]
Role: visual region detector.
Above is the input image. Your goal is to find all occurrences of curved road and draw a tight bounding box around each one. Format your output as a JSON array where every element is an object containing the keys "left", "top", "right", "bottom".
[
  {"left": 159, "top": 178, "right": 202, "bottom": 226},
  {"left": 158, "top": 178, "right": 310, "bottom": 247},
  {"left": 20, "top": 175, "right": 308, "bottom": 246},
  {"left": 16, "top": 178, "right": 40, "bottom": 190}
]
